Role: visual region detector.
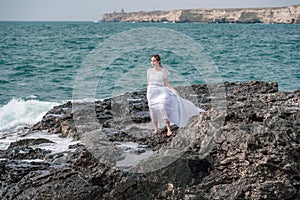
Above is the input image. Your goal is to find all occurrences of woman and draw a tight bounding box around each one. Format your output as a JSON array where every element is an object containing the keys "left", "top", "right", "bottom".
[{"left": 147, "top": 54, "right": 204, "bottom": 136}]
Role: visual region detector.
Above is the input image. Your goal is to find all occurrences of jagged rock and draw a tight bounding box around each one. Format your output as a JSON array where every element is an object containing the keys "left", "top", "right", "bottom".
[{"left": 1, "top": 81, "right": 299, "bottom": 199}]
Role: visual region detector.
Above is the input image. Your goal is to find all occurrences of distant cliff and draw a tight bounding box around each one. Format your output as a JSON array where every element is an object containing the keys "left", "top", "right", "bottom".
[{"left": 101, "top": 4, "right": 300, "bottom": 23}]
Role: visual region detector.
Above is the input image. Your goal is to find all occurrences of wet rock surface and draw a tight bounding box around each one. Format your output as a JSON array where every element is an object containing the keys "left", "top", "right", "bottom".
[{"left": 1, "top": 81, "right": 299, "bottom": 199}]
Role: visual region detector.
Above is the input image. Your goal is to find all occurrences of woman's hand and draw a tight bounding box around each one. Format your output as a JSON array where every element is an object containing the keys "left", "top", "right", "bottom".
[{"left": 174, "top": 90, "right": 180, "bottom": 96}]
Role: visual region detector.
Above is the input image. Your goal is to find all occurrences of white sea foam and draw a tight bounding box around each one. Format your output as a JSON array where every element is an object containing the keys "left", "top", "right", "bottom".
[
  {"left": 0, "top": 98, "right": 80, "bottom": 159},
  {"left": 0, "top": 98, "right": 58, "bottom": 131}
]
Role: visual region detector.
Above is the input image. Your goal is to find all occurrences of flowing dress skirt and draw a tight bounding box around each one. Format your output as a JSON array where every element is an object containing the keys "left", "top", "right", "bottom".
[{"left": 147, "top": 84, "right": 204, "bottom": 128}]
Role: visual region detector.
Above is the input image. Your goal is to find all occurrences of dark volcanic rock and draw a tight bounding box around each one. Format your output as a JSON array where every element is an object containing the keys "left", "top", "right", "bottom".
[{"left": 1, "top": 81, "right": 299, "bottom": 200}]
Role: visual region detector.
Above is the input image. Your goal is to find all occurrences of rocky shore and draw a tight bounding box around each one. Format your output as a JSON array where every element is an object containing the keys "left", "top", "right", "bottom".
[
  {"left": 101, "top": 4, "right": 300, "bottom": 24},
  {"left": 1, "top": 81, "right": 299, "bottom": 199}
]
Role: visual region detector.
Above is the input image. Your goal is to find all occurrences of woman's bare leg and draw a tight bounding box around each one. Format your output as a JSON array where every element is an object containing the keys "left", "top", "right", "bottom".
[
  {"left": 153, "top": 120, "right": 158, "bottom": 134},
  {"left": 159, "top": 108, "right": 172, "bottom": 136},
  {"left": 166, "top": 120, "right": 172, "bottom": 136},
  {"left": 150, "top": 111, "right": 158, "bottom": 134}
]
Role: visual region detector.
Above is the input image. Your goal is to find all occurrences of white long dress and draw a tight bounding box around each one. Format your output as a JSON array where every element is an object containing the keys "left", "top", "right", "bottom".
[{"left": 147, "top": 67, "right": 204, "bottom": 128}]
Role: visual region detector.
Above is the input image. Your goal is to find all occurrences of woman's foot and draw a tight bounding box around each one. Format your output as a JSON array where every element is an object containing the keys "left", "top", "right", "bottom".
[
  {"left": 152, "top": 129, "right": 158, "bottom": 134},
  {"left": 167, "top": 130, "right": 172, "bottom": 137}
]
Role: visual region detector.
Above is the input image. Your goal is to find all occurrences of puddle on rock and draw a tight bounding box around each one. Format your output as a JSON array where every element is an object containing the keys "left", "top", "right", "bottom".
[{"left": 114, "top": 141, "right": 153, "bottom": 169}]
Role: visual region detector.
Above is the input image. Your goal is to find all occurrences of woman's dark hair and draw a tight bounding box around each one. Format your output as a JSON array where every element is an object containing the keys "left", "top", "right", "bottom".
[{"left": 152, "top": 54, "right": 162, "bottom": 67}]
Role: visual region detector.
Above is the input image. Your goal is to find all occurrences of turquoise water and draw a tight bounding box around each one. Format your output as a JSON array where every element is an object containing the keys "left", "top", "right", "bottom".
[{"left": 0, "top": 21, "right": 299, "bottom": 130}]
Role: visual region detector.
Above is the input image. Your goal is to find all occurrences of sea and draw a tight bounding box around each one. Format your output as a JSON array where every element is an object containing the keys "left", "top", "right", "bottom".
[{"left": 0, "top": 21, "right": 299, "bottom": 142}]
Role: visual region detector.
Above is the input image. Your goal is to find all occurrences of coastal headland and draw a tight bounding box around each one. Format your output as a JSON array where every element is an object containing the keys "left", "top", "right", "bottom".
[
  {"left": 101, "top": 4, "right": 300, "bottom": 23},
  {"left": 1, "top": 81, "right": 299, "bottom": 199}
]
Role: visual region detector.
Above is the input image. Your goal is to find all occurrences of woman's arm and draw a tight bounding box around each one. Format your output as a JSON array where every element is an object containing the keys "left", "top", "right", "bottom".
[
  {"left": 146, "top": 69, "right": 150, "bottom": 97},
  {"left": 164, "top": 77, "right": 180, "bottom": 96},
  {"left": 147, "top": 79, "right": 149, "bottom": 96}
]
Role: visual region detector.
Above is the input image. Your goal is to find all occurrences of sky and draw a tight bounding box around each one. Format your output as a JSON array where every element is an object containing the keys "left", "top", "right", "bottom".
[{"left": 0, "top": 0, "right": 299, "bottom": 21}]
